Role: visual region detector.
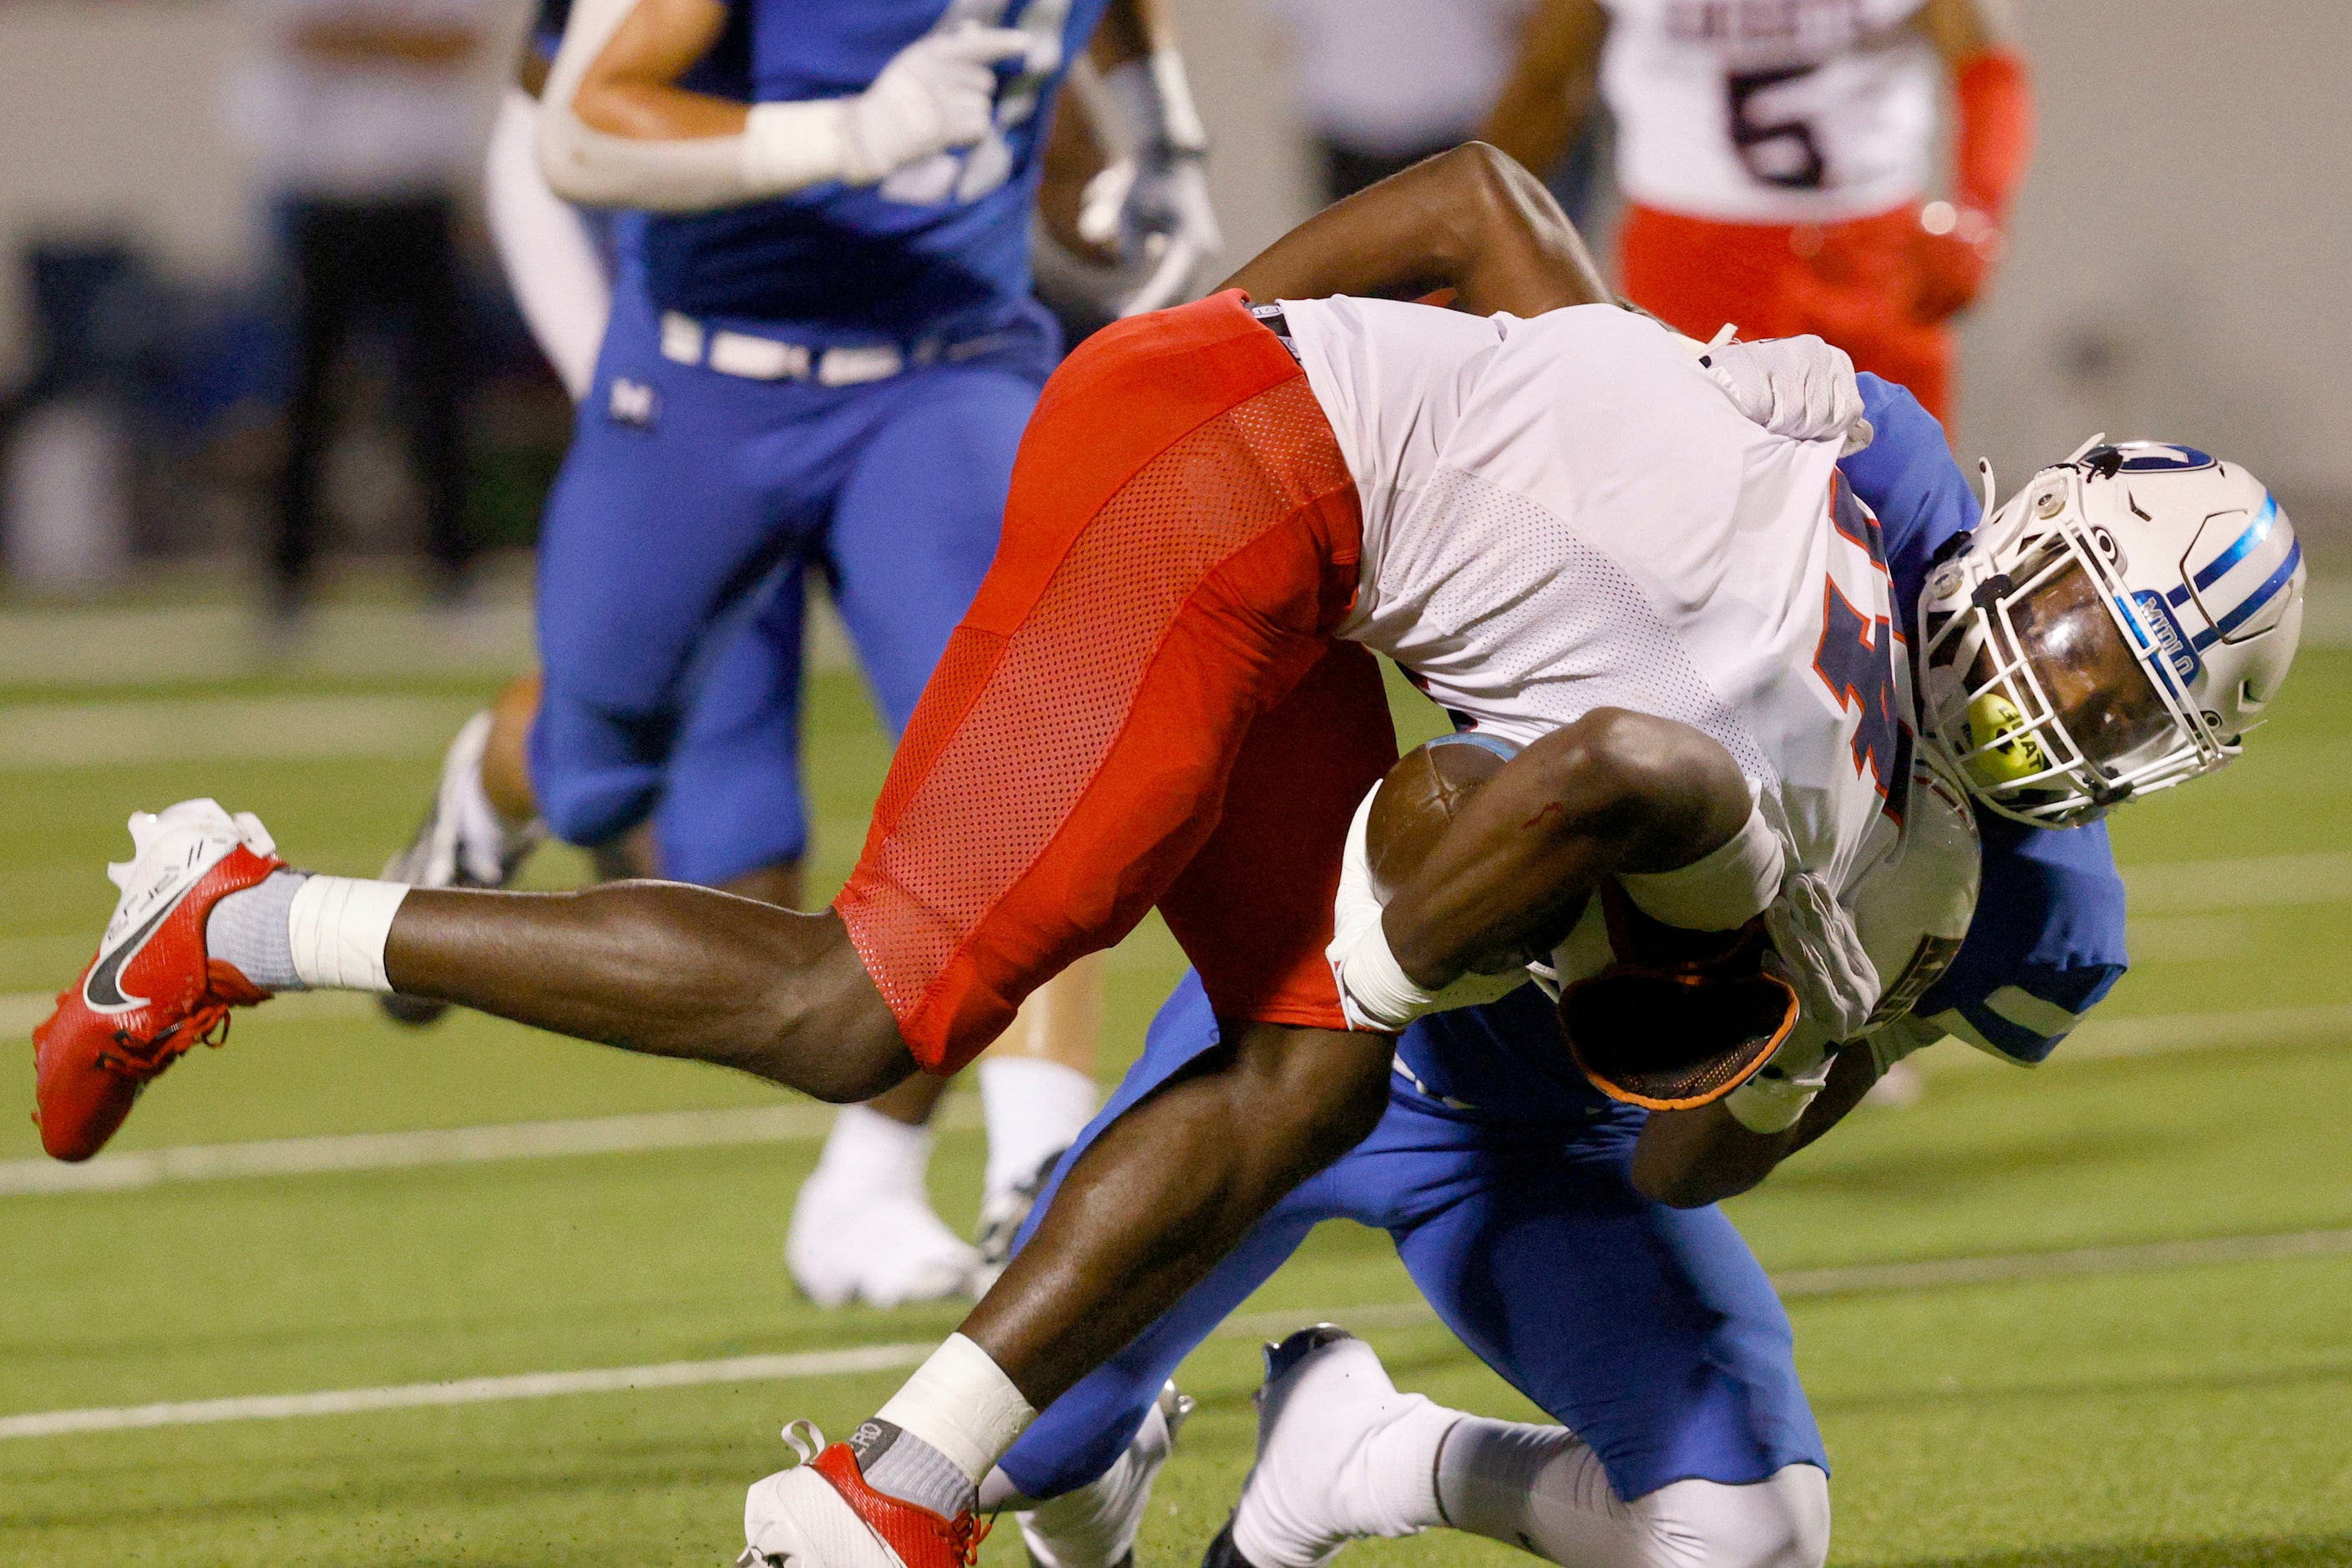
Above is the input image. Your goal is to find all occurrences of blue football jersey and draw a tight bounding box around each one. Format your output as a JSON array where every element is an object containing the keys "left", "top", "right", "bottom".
[
  {"left": 1842, "top": 374, "right": 2130, "bottom": 1063},
  {"left": 636, "top": 0, "right": 1109, "bottom": 334},
  {"left": 1391, "top": 375, "right": 2130, "bottom": 1114}
]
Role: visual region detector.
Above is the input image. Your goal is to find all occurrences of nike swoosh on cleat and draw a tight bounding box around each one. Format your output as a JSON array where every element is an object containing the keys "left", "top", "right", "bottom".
[{"left": 83, "top": 898, "right": 179, "bottom": 1013}]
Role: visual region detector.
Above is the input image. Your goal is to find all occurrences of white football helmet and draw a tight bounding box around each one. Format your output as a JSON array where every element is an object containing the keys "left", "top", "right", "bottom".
[{"left": 1916, "top": 439, "right": 2306, "bottom": 827}]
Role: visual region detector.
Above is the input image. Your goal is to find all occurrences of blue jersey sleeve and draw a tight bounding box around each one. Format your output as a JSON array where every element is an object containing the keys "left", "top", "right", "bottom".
[
  {"left": 1837, "top": 373, "right": 2131, "bottom": 1064},
  {"left": 1837, "top": 373, "right": 1980, "bottom": 632},
  {"left": 1914, "top": 803, "right": 2131, "bottom": 1064}
]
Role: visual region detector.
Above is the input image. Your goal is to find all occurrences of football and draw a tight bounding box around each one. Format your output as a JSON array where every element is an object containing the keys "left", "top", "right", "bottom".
[{"left": 1365, "top": 736, "right": 1511, "bottom": 902}]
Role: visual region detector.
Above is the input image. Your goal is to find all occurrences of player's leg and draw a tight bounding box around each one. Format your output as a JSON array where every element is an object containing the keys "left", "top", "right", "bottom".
[
  {"left": 651, "top": 559, "right": 976, "bottom": 1305},
  {"left": 735, "top": 641, "right": 1399, "bottom": 1561},
  {"left": 276, "top": 198, "right": 359, "bottom": 616},
  {"left": 825, "top": 358, "right": 1105, "bottom": 1280},
  {"left": 38, "top": 296, "right": 1333, "bottom": 1161},
  {"left": 1217, "top": 1111, "right": 1829, "bottom": 1568}
]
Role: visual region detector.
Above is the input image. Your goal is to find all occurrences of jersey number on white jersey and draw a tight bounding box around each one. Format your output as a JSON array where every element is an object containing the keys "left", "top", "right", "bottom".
[{"left": 1813, "top": 483, "right": 1912, "bottom": 819}]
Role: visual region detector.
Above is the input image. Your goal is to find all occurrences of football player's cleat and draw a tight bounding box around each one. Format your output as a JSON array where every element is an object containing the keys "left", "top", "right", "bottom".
[
  {"left": 970, "top": 1145, "right": 1065, "bottom": 1296},
  {"left": 1016, "top": 1379, "right": 1193, "bottom": 1568},
  {"left": 787, "top": 1172, "right": 980, "bottom": 1309},
  {"left": 742, "top": 1422, "right": 991, "bottom": 1568},
  {"left": 1205, "top": 1326, "right": 1454, "bottom": 1568},
  {"left": 33, "top": 800, "right": 286, "bottom": 1161},
  {"left": 377, "top": 711, "right": 542, "bottom": 1026},
  {"left": 1918, "top": 440, "right": 2306, "bottom": 825}
]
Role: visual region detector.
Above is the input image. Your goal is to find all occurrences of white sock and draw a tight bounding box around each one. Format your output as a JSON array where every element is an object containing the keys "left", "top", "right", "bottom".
[
  {"left": 286, "top": 876, "right": 410, "bottom": 993},
  {"left": 809, "top": 1103, "right": 933, "bottom": 1197},
  {"left": 979, "top": 1057, "right": 1097, "bottom": 1196},
  {"left": 1435, "top": 1419, "right": 1832, "bottom": 1568},
  {"left": 872, "top": 1332, "right": 1037, "bottom": 1488}
]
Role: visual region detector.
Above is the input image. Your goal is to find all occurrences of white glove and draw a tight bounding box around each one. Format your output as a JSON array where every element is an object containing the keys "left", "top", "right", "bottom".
[
  {"left": 838, "top": 26, "right": 1031, "bottom": 185},
  {"left": 1087, "top": 52, "right": 1222, "bottom": 316},
  {"left": 1327, "top": 783, "right": 1530, "bottom": 1032},
  {"left": 1763, "top": 870, "right": 1882, "bottom": 1043},
  {"left": 1702, "top": 334, "right": 1874, "bottom": 455}
]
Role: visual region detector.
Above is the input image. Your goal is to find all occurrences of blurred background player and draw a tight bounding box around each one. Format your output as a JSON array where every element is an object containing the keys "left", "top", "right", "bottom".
[
  {"left": 1481, "top": 0, "right": 2034, "bottom": 424},
  {"left": 481, "top": 0, "right": 612, "bottom": 403},
  {"left": 379, "top": 0, "right": 1220, "bottom": 1308},
  {"left": 226, "top": 0, "right": 505, "bottom": 623},
  {"left": 1252, "top": 0, "right": 1539, "bottom": 205}
]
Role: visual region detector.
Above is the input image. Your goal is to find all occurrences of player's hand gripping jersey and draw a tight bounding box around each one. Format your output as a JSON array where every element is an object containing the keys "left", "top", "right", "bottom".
[{"left": 1289, "top": 296, "right": 1908, "bottom": 1035}]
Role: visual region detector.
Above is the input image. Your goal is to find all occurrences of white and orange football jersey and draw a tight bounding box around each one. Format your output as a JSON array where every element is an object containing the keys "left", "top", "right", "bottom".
[
  {"left": 1283, "top": 295, "right": 1914, "bottom": 1019},
  {"left": 1598, "top": 0, "right": 1938, "bottom": 223}
]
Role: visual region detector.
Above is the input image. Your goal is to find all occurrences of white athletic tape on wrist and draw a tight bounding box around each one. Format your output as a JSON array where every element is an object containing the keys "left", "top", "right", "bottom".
[
  {"left": 1335, "top": 916, "right": 1437, "bottom": 1034},
  {"left": 286, "top": 877, "right": 408, "bottom": 994},
  {"left": 875, "top": 1333, "right": 1036, "bottom": 1485},
  {"left": 1618, "top": 806, "right": 1783, "bottom": 931},
  {"left": 1723, "top": 1065, "right": 1821, "bottom": 1134}
]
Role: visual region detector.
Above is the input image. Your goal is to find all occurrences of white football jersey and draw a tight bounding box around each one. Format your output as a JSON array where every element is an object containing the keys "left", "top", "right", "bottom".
[
  {"left": 1286, "top": 295, "right": 1914, "bottom": 1014},
  {"left": 1598, "top": 0, "right": 1937, "bottom": 224}
]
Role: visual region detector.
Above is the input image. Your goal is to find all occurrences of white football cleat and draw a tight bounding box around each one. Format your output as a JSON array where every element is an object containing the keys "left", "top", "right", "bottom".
[
  {"left": 379, "top": 710, "right": 542, "bottom": 1026},
  {"left": 787, "top": 1174, "right": 979, "bottom": 1309},
  {"left": 970, "top": 1145, "right": 1066, "bottom": 1296},
  {"left": 1015, "top": 1380, "right": 1193, "bottom": 1568},
  {"left": 1206, "top": 1328, "right": 1455, "bottom": 1568}
]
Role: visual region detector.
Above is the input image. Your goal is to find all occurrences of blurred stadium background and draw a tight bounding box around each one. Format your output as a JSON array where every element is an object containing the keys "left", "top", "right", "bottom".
[{"left": 3, "top": 2, "right": 2349, "bottom": 1565}]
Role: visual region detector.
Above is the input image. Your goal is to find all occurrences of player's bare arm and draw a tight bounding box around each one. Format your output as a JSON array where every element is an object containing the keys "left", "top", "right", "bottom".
[
  {"left": 568, "top": 0, "right": 739, "bottom": 139},
  {"left": 1476, "top": 0, "right": 1606, "bottom": 181},
  {"left": 1222, "top": 142, "right": 1611, "bottom": 318},
  {"left": 1383, "top": 709, "right": 1754, "bottom": 989},
  {"left": 1630, "top": 1041, "right": 1879, "bottom": 1207}
]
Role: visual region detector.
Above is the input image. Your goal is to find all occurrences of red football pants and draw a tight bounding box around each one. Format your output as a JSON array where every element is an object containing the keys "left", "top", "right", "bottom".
[
  {"left": 1620, "top": 202, "right": 1955, "bottom": 425},
  {"left": 837, "top": 291, "right": 1399, "bottom": 1072}
]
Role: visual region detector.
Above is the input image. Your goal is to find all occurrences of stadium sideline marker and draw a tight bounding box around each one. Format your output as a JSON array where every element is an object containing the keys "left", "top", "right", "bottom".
[{"left": 6, "top": 1227, "right": 2349, "bottom": 1442}]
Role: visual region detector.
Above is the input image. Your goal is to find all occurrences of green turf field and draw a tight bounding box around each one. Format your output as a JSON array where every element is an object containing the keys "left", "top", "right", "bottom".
[{"left": 4, "top": 592, "right": 2349, "bottom": 1567}]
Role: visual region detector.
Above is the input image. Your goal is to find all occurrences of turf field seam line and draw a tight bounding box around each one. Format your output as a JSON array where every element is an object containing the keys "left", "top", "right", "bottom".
[
  {"left": 1767, "top": 1227, "right": 2352, "bottom": 1297},
  {"left": 0, "top": 1100, "right": 984, "bottom": 1196},
  {"left": 7, "top": 1229, "right": 2349, "bottom": 1441}
]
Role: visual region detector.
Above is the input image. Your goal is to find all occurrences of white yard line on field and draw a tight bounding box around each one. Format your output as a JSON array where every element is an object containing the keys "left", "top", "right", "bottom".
[
  {"left": 6, "top": 1227, "right": 2347, "bottom": 1442},
  {"left": 0, "top": 1096, "right": 982, "bottom": 1197}
]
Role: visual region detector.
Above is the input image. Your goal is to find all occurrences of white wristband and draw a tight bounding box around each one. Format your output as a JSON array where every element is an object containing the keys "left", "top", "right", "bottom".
[
  {"left": 286, "top": 876, "right": 408, "bottom": 994},
  {"left": 874, "top": 1333, "right": 1038, "bottom": 1485},
  {"left": 1619, "top": 805, "right": 1783, "bottom": 931}
]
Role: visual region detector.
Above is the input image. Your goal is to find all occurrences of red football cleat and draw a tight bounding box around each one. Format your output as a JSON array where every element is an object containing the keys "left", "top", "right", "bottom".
[
  {"left": 741, "top": 1424, "right": 990, "bottom": 1568},
  {"left": 33, "top": 800, "right": 286, "bottom": 1162}
]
